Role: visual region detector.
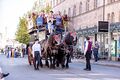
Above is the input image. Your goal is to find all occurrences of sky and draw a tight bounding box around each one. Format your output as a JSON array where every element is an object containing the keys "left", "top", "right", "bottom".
[{"left": 0, "top": 0, "right": 36, "bottom": 39}]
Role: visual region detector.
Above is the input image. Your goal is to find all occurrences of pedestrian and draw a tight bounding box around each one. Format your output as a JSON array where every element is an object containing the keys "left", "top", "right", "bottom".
[
  {"left": 84, "top": 36, "right": 92, "bottom": 71},
  {"left": 48, "top": 20, "right": 53, "bottom": 34},
  {"left": 93, "top": 41, "right": 99, "bottom": 62},
  {"left": 7, "top": 47, "right": 11, "bottom": 58},
  {"left": 36, "top": 11, "right": 44, "bottom": 30},
  {"left": 32, "top": 39, "right": 42, "bottom": 70},
  {"left": 0, "top": 72, "right": 9, "bottom": 79}
]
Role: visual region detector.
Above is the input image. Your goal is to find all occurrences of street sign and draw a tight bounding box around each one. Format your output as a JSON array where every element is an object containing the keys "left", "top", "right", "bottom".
[{"left": 98, "top": 21, "right": 108, "bottom": 32}]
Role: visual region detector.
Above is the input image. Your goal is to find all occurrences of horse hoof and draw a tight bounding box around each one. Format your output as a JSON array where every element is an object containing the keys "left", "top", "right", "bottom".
[
  {"left": 56, "top": 64, "right": 59, "bottom": 67},
  {"left": 66, "top": 65, "right": 69, "bottom": 69},
  {"left": 62, "top": 65, "right": 65, "bottom": 69},
  {"left": 40, "top": 65, "right": 43, "bottom": 68}
]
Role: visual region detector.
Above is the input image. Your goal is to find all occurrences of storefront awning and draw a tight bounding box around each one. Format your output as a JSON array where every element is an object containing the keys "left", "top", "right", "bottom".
[
  {"left": 110, "top": 22, "right": 120, "bottom": 32},
  {"left": 77, "top": 26, "right": 97, "bottom": 36}
]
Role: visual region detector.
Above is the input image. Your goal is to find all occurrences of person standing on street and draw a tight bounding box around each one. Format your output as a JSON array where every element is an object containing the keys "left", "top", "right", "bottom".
[
  {"left": 93, "top": 41, "right": 99, "bottom": 62},
  {"left": 84, "top": 36, "right": 92, "bottom": 71},
  {"left": 0, "top": 72, "right": 9, "bottom": 79},
  {"left": 32, "top": 39, "right": 42, "bottom": 70}
]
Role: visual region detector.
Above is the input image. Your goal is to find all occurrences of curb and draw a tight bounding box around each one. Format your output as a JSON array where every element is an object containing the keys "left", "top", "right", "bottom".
[
  {"left": 93, "top": 62, "right": 120, "bottom": 68},
  {"left": 73, "top": 59, "right": 120, "bottom": 68}
]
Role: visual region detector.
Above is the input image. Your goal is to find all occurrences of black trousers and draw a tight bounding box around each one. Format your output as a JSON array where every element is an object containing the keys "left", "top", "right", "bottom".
[
  {"left": 34, "top": 51, "right": 42, "bottom": 69},
  {"left": 86, "top": 59, "right": 91, "bottom": 70},
  {"left": 85, "top": 51, "right": 92, "bottom": 70}
]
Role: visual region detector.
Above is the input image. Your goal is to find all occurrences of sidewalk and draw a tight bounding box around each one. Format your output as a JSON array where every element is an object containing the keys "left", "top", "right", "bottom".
[{"left": 72, "top": 59, "right": 120, "bottom": 68}]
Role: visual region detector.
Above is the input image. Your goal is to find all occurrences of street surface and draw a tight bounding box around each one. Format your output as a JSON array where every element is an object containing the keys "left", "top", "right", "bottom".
[{"left": 0, "top": 54, "right": 120, "bottom": 80}]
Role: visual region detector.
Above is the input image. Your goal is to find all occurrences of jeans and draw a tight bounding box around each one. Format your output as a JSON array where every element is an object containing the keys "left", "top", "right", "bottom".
[
  {"left": 93, "top": 51, "right": 98, "bottom": 62},
  {"left": 33, "top": 51, "right": 42, "bottom": 69}
]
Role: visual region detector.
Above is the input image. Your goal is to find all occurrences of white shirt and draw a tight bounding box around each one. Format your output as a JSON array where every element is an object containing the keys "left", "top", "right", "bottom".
[
  {"left": 84, "top": 40, "right": 88, "bottom": 55},
  {"left": 32, "top": 42, "right": 41, "bottom": 57}
]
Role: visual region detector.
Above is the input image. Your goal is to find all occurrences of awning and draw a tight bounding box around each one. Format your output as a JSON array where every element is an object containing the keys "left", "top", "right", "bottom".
[{"left": 77, "top": 26, "right": 97, "bottom": 36}]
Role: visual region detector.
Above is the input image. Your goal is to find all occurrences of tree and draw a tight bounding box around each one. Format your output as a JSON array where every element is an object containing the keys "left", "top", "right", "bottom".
[
  {"left": 16, "top": 17, "right": 30, "bottom": 44},
  {"left": 44, "top": 5, "right": 52, "bottom": 13}
]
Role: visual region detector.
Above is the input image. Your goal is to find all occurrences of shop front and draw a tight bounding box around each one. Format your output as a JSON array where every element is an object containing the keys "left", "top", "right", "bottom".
[
  {"left": 110, "top": 22, "right": 120, "bottom": 61},
  {"left": 77, "top": 22, "right": 120, "bottom": 61},
  {"left": 77, "top": 26, "right": 97, "bottom": 52}
]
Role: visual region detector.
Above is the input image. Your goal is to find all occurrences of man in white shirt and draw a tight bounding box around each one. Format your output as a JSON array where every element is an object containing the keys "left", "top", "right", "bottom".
[
  {"left": 84, "top": 36, "right": 92, "bottom": 71},
  {"left": 32, "top": 39, "right": 42, "bottom": 70}
]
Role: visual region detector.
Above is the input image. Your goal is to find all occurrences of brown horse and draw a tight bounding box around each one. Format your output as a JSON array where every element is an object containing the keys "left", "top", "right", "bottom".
[{"left": 41, "top": 33, "right": 61, "bottom": 68}]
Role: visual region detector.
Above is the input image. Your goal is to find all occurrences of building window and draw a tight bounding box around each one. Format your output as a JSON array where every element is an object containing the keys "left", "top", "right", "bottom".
[
  {"left": 107, "top": 13, "right": 111, "bottom": 22},
  {"left": 107, "top": 0, "right": 109, "bottom": 4},
  {"left": 109, "top": 0, "right": 115, "bottom": 3},
  {"left": 64, "top": 10, "right": 66, "bottom": 15},
  {"left": 94, "top": 0, "right": 97, "bottom": 9},
  {"left": 119, "top": 11, "right": 120, "bottom": 22},
  {"left": 68, "top": 8, "right": 71, "bottom": 17},
  {"left": 112, "top": 0, "right": 115, "bottom": 2},
  {"left": 86, "top": 0, "right": 90, "bottom": 11},
  {"left": 106, "top": 38, "right": 108, "bottom": 44},
  {"left": 56, "top": 0, "right": 58, "bottom": 5},
  {"left": 111, "top": 12, "right": 115, "bottom": 23},
  {"left": 60, "top": 0, "right": 62, "bottom": 3},
  {"left": 53, "top": 0, "right": 55, "bottom": 7},
  {"left": 73, "top": 5, "right": 76, "bottom": 16},
  {"left": 79, "top": 2, "right": 82, "bottom": 14}
]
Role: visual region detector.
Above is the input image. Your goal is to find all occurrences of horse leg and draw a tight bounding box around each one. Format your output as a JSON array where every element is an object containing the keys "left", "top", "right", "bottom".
[
  {"left": 40, "top": 57, "right": 43, "bottom": 68},
  {"left": 61, "top": 56, "right": 65, "bottom": 69},
  {"left": 56, "top": 53, "right": 59, "bottom": 67},
  {"left": 45, "top": 59, "right": 49, "bottom": 68},
  {"left": 66, "top": 54, "right": 70, "bottom": 68},
  {"left": 49, "top": 55, "right": 53, "bottom": 69},
  {"left": 44, "top": 54, "right": 49, "bottom": 68},
  {"left": 52, "top": 55, "right": 56, "bottom": 69}
]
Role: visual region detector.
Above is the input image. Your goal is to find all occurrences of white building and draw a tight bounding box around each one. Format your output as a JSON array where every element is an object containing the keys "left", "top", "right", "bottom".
[{"left": 51, "top": 0, "right": 120, "bottom": 60}]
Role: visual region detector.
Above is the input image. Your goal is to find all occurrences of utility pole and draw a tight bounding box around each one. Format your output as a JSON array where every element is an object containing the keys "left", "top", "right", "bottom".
[{"left": 100, "top": 0, "right": 105, "bottom": 58}]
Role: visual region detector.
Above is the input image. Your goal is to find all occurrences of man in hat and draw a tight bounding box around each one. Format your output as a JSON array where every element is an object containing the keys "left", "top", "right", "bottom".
[{"left": 84, "top": 36, "right": 92, "bottom": 71}]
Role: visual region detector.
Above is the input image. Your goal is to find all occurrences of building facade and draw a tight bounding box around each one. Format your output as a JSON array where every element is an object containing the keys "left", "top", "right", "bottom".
[{"left": 51, "top": 0, "right": 120, "bottom": 60}]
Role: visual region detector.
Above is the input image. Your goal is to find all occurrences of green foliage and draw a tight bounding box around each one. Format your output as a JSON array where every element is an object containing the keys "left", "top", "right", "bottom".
[
  {"left": 16, "top": 17, "right": 30, "bottom": 44},
  {"left": 44, "top": 5, "right": 52, "bottom": 13}
]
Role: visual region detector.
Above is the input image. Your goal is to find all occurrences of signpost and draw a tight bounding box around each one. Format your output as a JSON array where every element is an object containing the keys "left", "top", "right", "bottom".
[{"left": 98, "top": 21, "right": 108, "bottom": 32}]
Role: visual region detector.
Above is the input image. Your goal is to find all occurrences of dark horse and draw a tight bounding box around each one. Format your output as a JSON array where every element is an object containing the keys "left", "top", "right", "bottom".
[
  {"left": 41, "top": 31, "right": 77, "bottom": 69},
  {"left": 61, "top": 31, "right": 77, "bottom": 68}
]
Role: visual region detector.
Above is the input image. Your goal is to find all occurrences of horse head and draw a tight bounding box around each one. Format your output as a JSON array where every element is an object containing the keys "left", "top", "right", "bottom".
[{"left": 63, "top": 32, "right": 77, "bottom": 46}]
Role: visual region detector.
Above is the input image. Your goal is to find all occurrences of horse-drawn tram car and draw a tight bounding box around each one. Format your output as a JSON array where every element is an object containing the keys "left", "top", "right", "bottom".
[{"left": 27, "top": 12, "right": 77, "bottom": 69}]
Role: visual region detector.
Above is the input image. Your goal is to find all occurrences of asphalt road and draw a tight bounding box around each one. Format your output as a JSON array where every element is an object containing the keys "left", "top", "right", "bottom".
[{"left": 0, "top": 54, "right": 120, "bottom": 80}]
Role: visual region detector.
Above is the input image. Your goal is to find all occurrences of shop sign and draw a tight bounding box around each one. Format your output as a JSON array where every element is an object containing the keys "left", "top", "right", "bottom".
[{"left": 98, "top": 21, "right": 108, "bottom": 32}]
